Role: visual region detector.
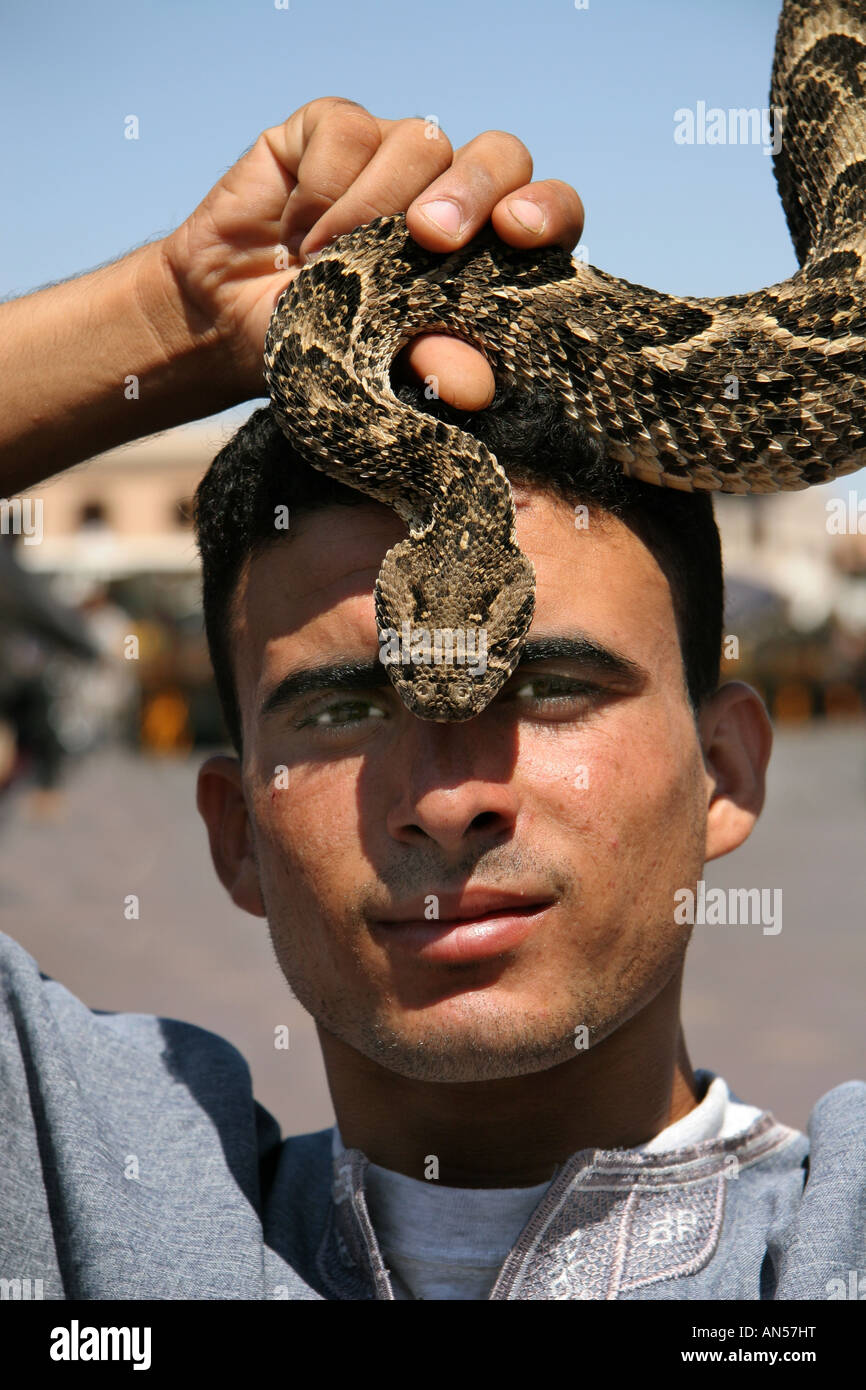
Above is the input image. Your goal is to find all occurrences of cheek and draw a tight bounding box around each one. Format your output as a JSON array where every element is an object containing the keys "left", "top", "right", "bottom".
[
  {"left": 248, "top": 758, "right": 364, "bottom": 916},
  {"left": 519, "top": 705, "right": 705, "bottom": 894}
]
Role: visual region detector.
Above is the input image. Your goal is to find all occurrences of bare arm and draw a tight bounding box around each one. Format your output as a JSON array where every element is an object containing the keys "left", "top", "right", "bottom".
[
  {"left": 0, "top": 99, "right": 584, "bottom": 494},
  {"left": 0, "top": 241, "right": 235, "bottom": 494}
]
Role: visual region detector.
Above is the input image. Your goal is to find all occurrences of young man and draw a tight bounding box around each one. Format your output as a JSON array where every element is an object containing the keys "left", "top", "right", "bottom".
[{"left": 0, "top": 101, "right": 863, "bottom": 1302}]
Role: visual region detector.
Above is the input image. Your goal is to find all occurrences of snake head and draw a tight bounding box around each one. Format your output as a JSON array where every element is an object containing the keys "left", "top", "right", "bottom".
[{"left": 374, "top": 535, "right": 536, "bottom": 721}]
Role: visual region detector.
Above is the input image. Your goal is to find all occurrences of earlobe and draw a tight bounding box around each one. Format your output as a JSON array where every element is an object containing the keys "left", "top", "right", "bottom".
[
  {"left": 196, "top": 755, "right": 267, "bottom": 918},
  {"left": 699, "top": 682, "right": 773, "bottom": 864}
]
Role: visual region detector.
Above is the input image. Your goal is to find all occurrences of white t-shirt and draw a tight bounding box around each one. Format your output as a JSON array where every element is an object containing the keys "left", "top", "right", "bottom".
[{"left": 330, "top": 1069, "right": 762, "bottom": 1300}]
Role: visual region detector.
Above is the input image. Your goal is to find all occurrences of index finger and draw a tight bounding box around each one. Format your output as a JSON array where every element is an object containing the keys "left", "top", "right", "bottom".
[{"left": 265, "top": 98, "right": 384, "bottom": 250}]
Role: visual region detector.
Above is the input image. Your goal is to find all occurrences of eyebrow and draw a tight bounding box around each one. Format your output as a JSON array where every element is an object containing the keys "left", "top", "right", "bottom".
[{"left": 259, "top": 634, "right": 647, "bottom": 721}]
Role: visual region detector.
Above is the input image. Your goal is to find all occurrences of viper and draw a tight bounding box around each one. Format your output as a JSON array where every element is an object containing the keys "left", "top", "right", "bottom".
[{"left": 265, "top": 0, "right": 866, "bottom": 720}]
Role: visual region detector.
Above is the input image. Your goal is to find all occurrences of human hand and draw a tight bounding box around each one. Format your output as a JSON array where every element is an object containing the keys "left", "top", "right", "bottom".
[{"left": 160, "top": 98, "right": 585, "bottom": 409}]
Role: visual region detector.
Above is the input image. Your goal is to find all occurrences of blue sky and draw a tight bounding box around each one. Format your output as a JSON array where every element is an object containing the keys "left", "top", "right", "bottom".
[{"left": 3, "top": 0, "right": 796, "bottom": 428}]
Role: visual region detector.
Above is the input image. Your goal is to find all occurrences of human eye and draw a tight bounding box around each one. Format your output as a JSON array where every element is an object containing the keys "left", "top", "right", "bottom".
[
  {"left": 504, "top": 672, "right": 603, "bottom": 717},
  {"left": 294, "top": 695, "right": 388, "bottom": 733}
]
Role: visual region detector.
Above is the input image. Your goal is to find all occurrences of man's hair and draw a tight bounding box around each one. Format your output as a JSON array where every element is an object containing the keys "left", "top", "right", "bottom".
[{"left": 194, "top": 379, "right": 724, "bottom": 753}]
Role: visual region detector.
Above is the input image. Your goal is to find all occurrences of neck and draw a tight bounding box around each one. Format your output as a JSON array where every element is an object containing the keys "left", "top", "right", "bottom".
[{"left": 318, "top": 970, "right": 699, "bottom": 1187}]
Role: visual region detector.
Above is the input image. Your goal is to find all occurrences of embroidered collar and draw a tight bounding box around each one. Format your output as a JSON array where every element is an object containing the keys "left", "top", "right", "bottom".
[{"left": 315, "top": 1112, "right": 800, "bottom": 1300}]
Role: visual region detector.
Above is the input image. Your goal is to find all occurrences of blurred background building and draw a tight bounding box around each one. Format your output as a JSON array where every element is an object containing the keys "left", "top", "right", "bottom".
[{"left": 717, "top": 486, "right": 866, "bottom": 722}]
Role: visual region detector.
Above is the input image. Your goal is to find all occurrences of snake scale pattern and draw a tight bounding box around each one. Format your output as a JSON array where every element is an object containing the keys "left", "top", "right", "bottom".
[{"left": 264, "top": 0, "right": 866, "bottom": 721}]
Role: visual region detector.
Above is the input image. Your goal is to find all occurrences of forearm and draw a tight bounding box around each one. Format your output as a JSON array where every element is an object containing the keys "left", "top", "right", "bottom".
[{"left": 0, "top": 240, "right": 244, "bottom": 494}]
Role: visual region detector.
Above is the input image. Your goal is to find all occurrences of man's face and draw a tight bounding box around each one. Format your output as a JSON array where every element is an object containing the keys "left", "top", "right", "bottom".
[{"left": 228, "top": 489, "right": 710, "bottom": 1083}]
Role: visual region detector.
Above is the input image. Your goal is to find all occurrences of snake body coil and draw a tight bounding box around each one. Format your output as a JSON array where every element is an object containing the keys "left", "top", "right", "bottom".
[{"left": 265, "top": 0, "right": 866, "bottom": 720}]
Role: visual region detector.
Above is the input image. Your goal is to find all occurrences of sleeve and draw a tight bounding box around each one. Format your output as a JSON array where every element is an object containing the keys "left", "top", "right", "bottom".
[
  {"left": 0, "top": 930, "right": 68, "bottom": 1296},
  {"left": 769, "top": 1079, "right": 866, "bottom": 1300},
  {"left": 0, "top": 928, "right": 304, "bottom": 1298}
]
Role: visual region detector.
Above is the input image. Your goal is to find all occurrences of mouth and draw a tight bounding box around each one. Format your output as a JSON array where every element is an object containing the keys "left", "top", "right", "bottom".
[{"left": 370, "top": 891, "right": 556, "bottom": 964}]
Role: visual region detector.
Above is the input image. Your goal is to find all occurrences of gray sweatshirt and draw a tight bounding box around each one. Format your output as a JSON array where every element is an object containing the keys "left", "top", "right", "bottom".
[{"left": 0, "top": 930, "right": 863, "bottom": 1300}]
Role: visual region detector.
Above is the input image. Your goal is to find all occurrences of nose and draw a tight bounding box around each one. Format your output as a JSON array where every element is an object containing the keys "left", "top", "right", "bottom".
[{"left": 385, "top": 719, "right": 518, "bottom": 854}]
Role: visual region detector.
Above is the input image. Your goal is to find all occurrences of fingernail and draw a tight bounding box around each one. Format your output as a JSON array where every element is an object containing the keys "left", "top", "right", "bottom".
[
  {"left": 508, "top": 198, "right": 546, "bottom": 233},
  {"left": 418, "top": 198, "right": 463, "bottom": 237}
]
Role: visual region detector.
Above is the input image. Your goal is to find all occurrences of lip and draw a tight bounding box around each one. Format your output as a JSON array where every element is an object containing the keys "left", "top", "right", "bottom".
[{"left": 370, "top": 891, "right": 555, "bottom": 964}]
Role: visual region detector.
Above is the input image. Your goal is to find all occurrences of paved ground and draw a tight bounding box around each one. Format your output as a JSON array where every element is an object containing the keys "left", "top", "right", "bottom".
[{"left": 1, "top": 725, "right": 863, "bottom": 1138}]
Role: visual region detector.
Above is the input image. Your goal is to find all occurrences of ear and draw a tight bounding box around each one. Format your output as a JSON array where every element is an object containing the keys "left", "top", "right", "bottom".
[
  {"left": 699, "top": 681, "right": 773, "bottom": 863},
  {"left": 196, "top": 755, "right": 266, "bottom": 918}
]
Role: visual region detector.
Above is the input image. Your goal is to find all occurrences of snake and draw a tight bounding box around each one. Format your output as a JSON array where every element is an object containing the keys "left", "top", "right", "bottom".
[{"left": 264, "top": 0, "right": 866, "bottom": 722}]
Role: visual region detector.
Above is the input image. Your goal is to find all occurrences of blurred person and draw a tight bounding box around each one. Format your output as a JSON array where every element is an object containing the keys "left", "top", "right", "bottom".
[
  {"left": 50, "top": 583, "right": 139, "bottom": 754},
  {"left": 2, "top": 661, "right": 64, "bottom": 819},
  {"left": 0, "top": 537, "right": 98, "bottom": 818}
]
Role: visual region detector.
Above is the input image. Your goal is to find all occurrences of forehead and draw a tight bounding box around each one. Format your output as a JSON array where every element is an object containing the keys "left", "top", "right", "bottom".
[{"left": 231, "top": 488, "right": 683, "bottom": 732}]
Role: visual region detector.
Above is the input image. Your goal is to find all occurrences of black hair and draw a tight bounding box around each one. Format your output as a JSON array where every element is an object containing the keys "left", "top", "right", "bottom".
[{"left": 194, "top": 378, "right": 723, "bottom": 752}]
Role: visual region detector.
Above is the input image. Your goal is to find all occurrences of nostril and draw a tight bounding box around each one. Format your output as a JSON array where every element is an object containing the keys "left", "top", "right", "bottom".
[{"left": 469, "top": 810, "right": 502, "bottom": 833}]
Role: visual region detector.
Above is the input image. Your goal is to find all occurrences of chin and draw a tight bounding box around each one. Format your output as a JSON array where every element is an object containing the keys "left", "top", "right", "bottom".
[{"left": 357, "top": 1003, "right": 582, "bottom": 1084}]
